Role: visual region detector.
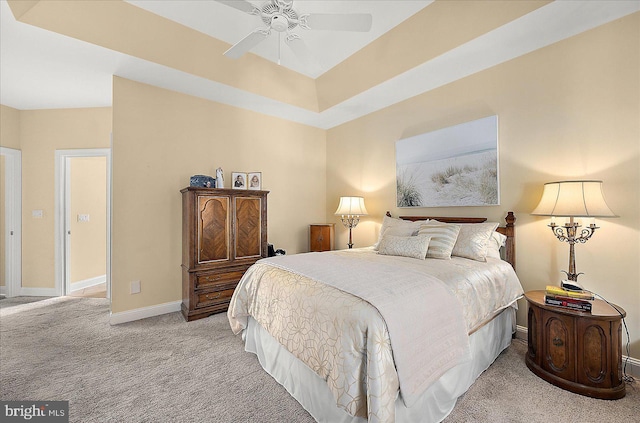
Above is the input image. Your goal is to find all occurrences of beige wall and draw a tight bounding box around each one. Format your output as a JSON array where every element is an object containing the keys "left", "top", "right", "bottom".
[
  {"left": 326, "top": 14, "right": 640, "bottom": 356},
  {"left": 20, "top": 108, "right": 111, "bottom": 288},
  {"left": 69, "top": 156, "right": 107, "bottom": 284},
  {"left": 1, "top": 105, "right": 21, "bottom": 149},
  {"left": 111, "top": 77, "right": 326, "bottom": 313}
]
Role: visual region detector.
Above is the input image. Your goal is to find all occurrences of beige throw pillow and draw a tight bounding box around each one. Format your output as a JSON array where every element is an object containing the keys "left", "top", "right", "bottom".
[
  {"left": 418, "top": 222, "right": 461, "bottom": 260},
  {"left": 452, "top": 222, "right": 499, "bottom": 262},
  {"left": 374, "top": 215, "right": 427, "bottom": 250},
  {"left": 377, "top": 234, "right": 431, "bottom": 260},
  {"left": 486, "top": 231, "right": 507, "bottom": 259}
]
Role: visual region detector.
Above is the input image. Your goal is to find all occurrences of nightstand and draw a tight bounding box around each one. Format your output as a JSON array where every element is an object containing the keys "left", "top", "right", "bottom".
[
  {"left": 309, "top": 224, "right": 335, "bottom": 252},
  {"left": 524, "top": 290, "right": 626, "bottom": 399}
]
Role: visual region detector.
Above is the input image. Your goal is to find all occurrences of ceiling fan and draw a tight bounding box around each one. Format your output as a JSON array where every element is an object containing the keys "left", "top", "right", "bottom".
[{"left": 215, "top": 0, "right": 373, "bottom": 65}]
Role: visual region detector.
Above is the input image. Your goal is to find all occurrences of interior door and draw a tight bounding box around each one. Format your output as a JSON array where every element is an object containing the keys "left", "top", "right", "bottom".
[{"left": 0, "top": 147, "right": 22, "bottom": 298}]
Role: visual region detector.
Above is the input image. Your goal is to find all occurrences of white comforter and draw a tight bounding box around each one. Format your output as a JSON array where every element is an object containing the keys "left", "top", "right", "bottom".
[{"left": 228, "top": 248, "right": 523, "bottom": 423}]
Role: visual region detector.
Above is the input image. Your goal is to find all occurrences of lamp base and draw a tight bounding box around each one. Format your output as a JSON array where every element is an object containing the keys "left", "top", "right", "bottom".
[{"left": 562, "top": 270, "right": 584, "bottom": 282}]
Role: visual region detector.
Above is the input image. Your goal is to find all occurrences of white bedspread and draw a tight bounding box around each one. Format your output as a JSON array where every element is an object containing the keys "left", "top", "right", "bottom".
[
  {"left": 261, "top": 251, "right": 472, "bottom": 409},
  {"left": 228, "top": 248, "right": 523, "bottom": 423}
]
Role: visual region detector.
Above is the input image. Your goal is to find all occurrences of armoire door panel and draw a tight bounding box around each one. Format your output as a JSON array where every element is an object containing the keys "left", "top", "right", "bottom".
[
  {"left": 198, "top": 196, "right": 229, "bottom": 263},
  {"left": 235, "top": 197, "right": 261, "bottom": 258}
]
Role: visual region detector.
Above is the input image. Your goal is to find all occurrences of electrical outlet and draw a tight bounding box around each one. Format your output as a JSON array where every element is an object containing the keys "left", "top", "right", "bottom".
[
  {"left": 32, "top": 210, "right": 43, "bottom": 219},
  {"left": 130, "top": 280, "right": 141, "bottom": 294},
  {"left": 77, "top": 214, "right": 90, "bottom": 222}
]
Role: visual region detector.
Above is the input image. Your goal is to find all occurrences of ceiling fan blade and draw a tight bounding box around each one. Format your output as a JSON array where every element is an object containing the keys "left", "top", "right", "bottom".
[
  {"left": 301, "top": 13, "right": 373, "bottom": 32},
  {"left": 214, "top": 0, "right": 259, "bottom": 15},
  {"left": 285, "top": 34, "right": 323, "bottom": 74},
  {"left": 224, "top": 29, "right": 270, "bottom": 59},
  {"left": 285, "top": 34, "right": 312, "bottom": 65}
]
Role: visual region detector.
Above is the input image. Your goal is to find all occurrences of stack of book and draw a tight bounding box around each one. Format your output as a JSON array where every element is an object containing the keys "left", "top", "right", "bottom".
[{"left": 545, "top": 285, "right": 594, "bottom": 312}]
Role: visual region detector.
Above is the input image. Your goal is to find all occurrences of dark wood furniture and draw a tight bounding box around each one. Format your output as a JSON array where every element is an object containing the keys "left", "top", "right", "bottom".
[
  {"left": 393, "top": 211, "right": 516, "bottom": 270},
  {"left": 525, "top": 290, "right": 626, "bottom": 399},
  {"left": 181, "top": 187, "right": 268, "bottom": 321},
  {"left": 309, "top": 224, "right": 335, "bottom": 252}
]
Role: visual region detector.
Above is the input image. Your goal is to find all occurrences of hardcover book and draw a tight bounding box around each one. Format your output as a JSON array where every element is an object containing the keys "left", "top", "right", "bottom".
[
  {"left": 545, "top": 296, "right": 592, "bottom": 312},
  {"left": 545, "top": 285, "right": 594, "bottom": 300}
]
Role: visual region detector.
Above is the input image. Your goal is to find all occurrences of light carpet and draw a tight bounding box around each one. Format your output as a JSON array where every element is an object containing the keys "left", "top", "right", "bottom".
[{"left": 1, "top": 296, "right": 637, "bottom": 422}]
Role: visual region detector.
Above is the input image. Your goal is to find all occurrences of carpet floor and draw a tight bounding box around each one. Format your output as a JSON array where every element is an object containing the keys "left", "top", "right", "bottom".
[{"left": 1, "top": 296, "right": 638, "bottom": 422}]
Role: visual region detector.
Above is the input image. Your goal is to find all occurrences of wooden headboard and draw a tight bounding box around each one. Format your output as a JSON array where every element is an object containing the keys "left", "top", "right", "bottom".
[{"left": 386, "top": 211, "right": 516, "bottom": 270}]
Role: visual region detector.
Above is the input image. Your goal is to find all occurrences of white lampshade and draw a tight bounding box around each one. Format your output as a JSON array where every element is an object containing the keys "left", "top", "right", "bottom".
[
  {"left": 334, "top": 197, "right": 368, "bottom": 216},
  {"left": 531, "top": 180, "right": 617, "bottom": 217}
]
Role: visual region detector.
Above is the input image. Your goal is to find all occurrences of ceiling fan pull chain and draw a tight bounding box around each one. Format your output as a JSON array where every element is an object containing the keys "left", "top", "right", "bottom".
[{"left": 278, "top": 32, "right": 281, "bottom": 65}]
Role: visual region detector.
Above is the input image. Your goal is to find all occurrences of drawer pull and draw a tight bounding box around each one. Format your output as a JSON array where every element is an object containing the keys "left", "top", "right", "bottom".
[
  {"left": 204, "top": 292, "right": 222, "bottom": 301},
  {"left": 209, "top": 276, "right": 221, "bottom": 282},
  {"left": 552, "top": 338, "right": 564, "bottom": 347}
]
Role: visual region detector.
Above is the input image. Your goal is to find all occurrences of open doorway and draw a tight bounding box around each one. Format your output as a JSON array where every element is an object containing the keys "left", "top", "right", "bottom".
[{"left": 55, "top": 149, "right": 111, "bottom": 299}]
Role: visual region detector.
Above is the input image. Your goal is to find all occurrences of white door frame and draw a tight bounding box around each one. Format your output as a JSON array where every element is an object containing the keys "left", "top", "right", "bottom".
[
  {"left": 0, "top": 147, "right": 22, "bottom": 298},
  {"left": 55, "top": 148, "right": 111, "bottom": 299}
]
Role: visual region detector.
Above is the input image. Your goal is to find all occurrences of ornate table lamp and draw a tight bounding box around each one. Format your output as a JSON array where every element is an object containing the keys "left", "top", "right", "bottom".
[
  {"left": 334, "top": 196, "right": 368, "bottom": 249},
  {"left": 532, "top": 180, "right": 617, "bottom": 282}
]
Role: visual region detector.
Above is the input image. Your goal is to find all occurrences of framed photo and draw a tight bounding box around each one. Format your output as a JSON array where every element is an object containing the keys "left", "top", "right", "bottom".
[
  {"left": 248, "top": 172, "right": 262, "bottom": 190},
  {"left": 396, "top": 115, "right": 499, "bottom": 207},
  {"left": 231, "top": 172, "right": 247, "bottom": 190}
]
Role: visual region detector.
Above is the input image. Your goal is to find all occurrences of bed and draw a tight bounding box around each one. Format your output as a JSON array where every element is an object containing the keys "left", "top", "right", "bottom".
[{"left": 228, "top": 212, "right": 523, "bottom": 423}]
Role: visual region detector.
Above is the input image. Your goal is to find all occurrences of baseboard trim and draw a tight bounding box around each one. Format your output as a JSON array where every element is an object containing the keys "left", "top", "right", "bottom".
[
  {"left": 515, "top": 324, "right": 639, "bottom": 377},
  {"left": 109, "top": 300, "right": 181, "bottom": 325},
  {"left": 622, "top": 355, "right": 640, "bottom": 378},
  {"left": 515, "top": 324, "right": 527, "bottom": 341},
  {"left": 19, "top": 287, "right": 58, "bottom": 297},
  {"left": 70, "top": 275, "right": 106, "bottom": 293}
]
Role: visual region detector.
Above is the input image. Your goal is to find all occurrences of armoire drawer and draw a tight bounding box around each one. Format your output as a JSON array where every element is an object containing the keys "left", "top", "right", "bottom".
[
  {"left": 195, "top": 270, "right": 245, "bottom": 289},
  {"left": 194, "top": 287, "right": 236, "bottom": 309}
]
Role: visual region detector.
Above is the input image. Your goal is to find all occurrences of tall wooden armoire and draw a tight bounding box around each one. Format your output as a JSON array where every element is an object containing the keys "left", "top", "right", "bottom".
[{"left": 181, "top": 187, "right": 268, "bottom": 321}]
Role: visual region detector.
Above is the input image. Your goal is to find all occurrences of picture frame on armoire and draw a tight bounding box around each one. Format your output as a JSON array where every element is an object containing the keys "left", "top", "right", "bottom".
[
  {"left": 232, "top": 172, "right": 247, "bottom": 190},
  {"left": 248, "top": 172, "right": 262, "bottom": 190}
]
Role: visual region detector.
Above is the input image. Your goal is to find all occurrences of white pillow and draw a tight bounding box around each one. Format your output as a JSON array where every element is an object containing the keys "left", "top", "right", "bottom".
[
  {"left": 486, "top": 231, "right": 507, "bottom": 259},
  {"left": 417, "top": 222, "right": 461, "bottom": 260},
  {"left": 377, "top": 234, "right": 431, "bottom": 260},
  {"left": 452, "top": 222, "right": 499, "bottom": 262},
  {"left": 374, "top": 215, "right": 426, "bottom": 250}
]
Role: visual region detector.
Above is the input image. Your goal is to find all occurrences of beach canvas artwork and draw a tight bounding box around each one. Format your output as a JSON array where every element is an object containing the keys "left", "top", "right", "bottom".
[{"left": 396, "top": 116, "right": 499, "bottom": 207}]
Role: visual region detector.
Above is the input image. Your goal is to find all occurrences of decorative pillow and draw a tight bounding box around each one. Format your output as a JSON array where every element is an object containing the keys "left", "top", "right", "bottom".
[
  {"left": 486, "top": 231, "right": 507, "bottom": 259},
  {"left": 373, "top": 215, "right": 427, "bottom": 250},
  {"left": 377, "top": 234, "right": 431, "bottom": 260},
  {"left": 417, "top": 222, "right": 461, "bottom": 259},
  {"left": 452, "top": 222, "right": 499, "bottom": 262}
]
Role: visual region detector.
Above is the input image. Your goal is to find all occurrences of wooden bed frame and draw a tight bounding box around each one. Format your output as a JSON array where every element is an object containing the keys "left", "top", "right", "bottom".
[{"left": 386, "top": 211, "right": 516, "bottom": 270}]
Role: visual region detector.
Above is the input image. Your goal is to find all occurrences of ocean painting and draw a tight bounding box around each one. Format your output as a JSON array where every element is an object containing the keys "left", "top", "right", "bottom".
[{"left": 396, "top": 116, "right": 499, "bottom": 207}]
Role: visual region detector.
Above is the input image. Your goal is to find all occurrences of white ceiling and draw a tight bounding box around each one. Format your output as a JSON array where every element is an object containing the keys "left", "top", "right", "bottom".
[
  {"left": 1, "top": 1, "right": 639, "bottom": 129},
  {"left": 126, "top": 0, "right": 433, "bottom": 77}
]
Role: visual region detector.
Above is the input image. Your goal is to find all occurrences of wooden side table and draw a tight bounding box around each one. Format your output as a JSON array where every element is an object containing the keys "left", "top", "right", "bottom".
[
  {"left": 525, "top": 290, "right": 626, "bottom": 399},
  {"left": 309, "top": 224, "right": 335, "bottom": 252}
]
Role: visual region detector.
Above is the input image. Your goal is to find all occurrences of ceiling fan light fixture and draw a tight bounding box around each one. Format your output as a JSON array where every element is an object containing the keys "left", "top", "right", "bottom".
[
  {"left": 270, "top": 15, "right": 290, "bottom": 32},
  {"left": 217, "top": 0, "right": 373, "bottom": 61}
]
